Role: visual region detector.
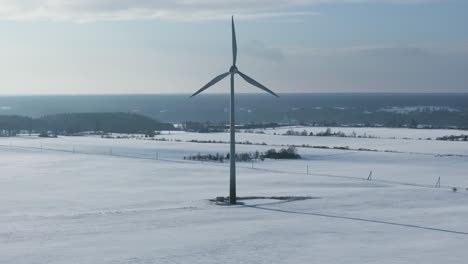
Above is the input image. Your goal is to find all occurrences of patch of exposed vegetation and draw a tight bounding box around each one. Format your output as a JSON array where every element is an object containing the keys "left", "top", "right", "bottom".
[
  {"left": 436, "top": 135, "right": 468, "bottom": 141},
  {"left": 262, "top": 147, "right": 301, "bottom": 160},
  {"left": 184, "top": 147, "right": 301, "bottom": 162}
]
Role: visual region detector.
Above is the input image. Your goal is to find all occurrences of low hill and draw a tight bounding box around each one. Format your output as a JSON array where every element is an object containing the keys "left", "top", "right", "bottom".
[{"left": 0, "top": 112, "right": 174, "bottom": 135}]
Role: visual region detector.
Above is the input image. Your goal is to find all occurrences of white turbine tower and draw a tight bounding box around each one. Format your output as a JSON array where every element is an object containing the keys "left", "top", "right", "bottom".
[{"left": 191, "top": 16, "right": 278, "bottom": 205}]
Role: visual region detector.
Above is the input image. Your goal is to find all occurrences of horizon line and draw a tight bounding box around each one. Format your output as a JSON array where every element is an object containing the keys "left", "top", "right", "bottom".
[{"left": 1, "top": 92, "right": 468, "bottom": 97}]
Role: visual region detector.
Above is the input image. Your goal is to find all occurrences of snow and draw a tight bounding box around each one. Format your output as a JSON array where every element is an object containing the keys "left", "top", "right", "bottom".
[
  {"left": 247, "top": 126, "right": 468, "bottom": 140},
  {"left": 1, "top": 130, "right": 468, "bottom": 263},
  {"left": 149, "top": 130, "right": 468, "bottom": 157},
  {"left": 378, "top": 106, "right": 461, "bottom": 114},
  {"left": 0, "top": 106, "right": 12, "bottom": 111}
]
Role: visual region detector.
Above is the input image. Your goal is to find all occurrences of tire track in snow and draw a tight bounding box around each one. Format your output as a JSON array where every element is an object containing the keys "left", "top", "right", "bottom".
[{"left": 243, "top": 204, "right": 468, "bottom": 236}]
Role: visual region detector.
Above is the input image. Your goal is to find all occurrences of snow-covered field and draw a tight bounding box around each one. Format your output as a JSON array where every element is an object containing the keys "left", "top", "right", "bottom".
[
  {"left": 248, "top": 126, "right": 468, "bottom": 140},
  {"left": 1, "top": 129, "right": 468, "bottom": 263},
  {"left": 155, "top": 129, "right": 468, "bottom": 157}
]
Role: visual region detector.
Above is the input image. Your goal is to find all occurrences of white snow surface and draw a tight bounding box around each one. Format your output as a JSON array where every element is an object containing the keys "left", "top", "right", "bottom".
[
  {"left": 249, "top": 126, "right": 468, "bottom": 140},
  {"left": 378, "top": 106, "right": 461, "bottom": 114},
  {"left": 1, "top": 130, "right": 468, "bottom": 263}
]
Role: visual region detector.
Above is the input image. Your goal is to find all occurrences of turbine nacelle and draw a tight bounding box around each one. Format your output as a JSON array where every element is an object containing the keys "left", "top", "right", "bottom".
[
  {"left": 191, "top": 17, "right": 279, "bottom": 98},
  {"left": 229, "top": 66, "right": 238, "bottom": 74}
]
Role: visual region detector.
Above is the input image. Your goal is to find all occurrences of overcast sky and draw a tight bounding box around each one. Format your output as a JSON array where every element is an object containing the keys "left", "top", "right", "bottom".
[{"left": 0, "top": 0, "right": 467, "bottom": 95}]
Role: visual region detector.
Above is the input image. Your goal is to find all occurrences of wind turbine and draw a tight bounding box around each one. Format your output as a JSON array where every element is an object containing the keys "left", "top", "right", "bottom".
[{"left": 191, "top": 16, "right": 278, "bottom": 205}]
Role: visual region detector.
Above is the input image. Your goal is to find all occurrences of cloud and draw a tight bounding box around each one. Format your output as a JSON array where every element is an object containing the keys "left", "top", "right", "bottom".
[
  {"left": 281, "top": 43, "right": 468, "bottom": 58},
  {"left": 0, "top": 0, "right": 319, "bottom": 22},
  {"left": 0, "top": 0, "right": 442, "bottom": 22},
  {"left": 244, "top": 40, "right": 287, "bottom": 62},
  {"left": 270, "top": 42, "right": 468, "bottom": 93}
]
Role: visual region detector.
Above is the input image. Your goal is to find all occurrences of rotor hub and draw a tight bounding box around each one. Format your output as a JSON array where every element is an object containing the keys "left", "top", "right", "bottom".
[{"left": 230, "top": 66, "right": 238, "bottom": 73}]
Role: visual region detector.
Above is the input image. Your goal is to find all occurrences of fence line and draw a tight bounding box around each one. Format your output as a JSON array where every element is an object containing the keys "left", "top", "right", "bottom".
[{"left": 0, "top": 143, "right": 467, "bottom": 193}]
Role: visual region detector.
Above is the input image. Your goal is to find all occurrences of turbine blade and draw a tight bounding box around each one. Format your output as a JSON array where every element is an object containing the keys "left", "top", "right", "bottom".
[
  {"left": 238, "top": 71, "right": 279, "bottom": 97},
  {"left": 232, "top": 16, "right": 237, "bottom": 66},
  {"left": 191, "top": 72, "right": 230, "bottom": 97}
]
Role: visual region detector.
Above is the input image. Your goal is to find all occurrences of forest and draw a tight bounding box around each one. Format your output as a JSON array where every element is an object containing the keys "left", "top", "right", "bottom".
[{"left": 0, "top": 113, "right": 174, "bottom": 136}]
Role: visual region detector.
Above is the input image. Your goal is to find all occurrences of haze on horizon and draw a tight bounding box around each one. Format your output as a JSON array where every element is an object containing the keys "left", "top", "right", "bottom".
[{"left": 0, "top": 0, "right": 467, "bottom": 95}]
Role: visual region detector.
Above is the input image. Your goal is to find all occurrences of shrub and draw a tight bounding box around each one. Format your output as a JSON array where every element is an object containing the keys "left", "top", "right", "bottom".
[
  {"left": 38, "top": 131, "right": 57, "bottom": 138},
  {"left": 262, "top": 147, "right": 301, "bottom": 160}
]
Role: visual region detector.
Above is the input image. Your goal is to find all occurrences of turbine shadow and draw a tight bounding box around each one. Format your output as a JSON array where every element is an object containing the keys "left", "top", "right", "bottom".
[
  {"left": 243, "top": 204, "right": 468, "bottom": 236},
  {"left": 210, "top": 196, "right": 316, "bottom": 206}
]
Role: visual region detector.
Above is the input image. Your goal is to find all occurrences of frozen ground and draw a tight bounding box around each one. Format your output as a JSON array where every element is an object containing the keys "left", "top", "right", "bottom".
[
  {"left": 248, "top": 126, "right": 468, "bottom": 140},
  {"left": 1, "top": 130, "right": 468, "bottom": 263}
]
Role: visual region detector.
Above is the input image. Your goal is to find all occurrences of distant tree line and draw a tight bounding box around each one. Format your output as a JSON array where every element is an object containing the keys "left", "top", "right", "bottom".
[
  {"left": 281, "top": 128, "right": 377, "bottom": 138},
  {"left": 182, "top": 121, "right": 227, "bottom": 133},
  {"left": 436, "top": 135, "right": 468, "bottom": 141},
  {"left": 288, "top": 109, "right": 468, "bottom": 129},
  {"left": 0, "top": 113, "right": 174, "bottom": 136},
  {"left": 241, "top": 123, "right": 281, "bottom": 129},
  {"left": 182, "top": 121, "right": 281, "bottom": 133},
  {"left": 0, "top": 115, "right": 34, "bottom": 137}
]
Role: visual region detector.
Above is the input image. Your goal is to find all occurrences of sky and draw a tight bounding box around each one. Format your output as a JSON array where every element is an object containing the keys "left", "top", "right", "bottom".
[{"left": 0, "top": 0, "right": 467, "bottom": 95}]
